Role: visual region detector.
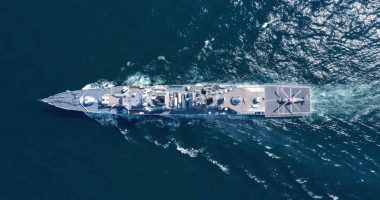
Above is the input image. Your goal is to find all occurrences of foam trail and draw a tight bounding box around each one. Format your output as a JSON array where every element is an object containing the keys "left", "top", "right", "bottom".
[
  {"left": 84, "top": 112, "right": 118, "bottom": 126},
  {"left": 265, "top": 151, "right": 281, "bottom": 159},
  {"left": 204, "top": 153, "right": 229, "bottom": 174},
  {"left": 82, "top": 79, "right": 115, "bottom": 90},
  {"left": 244, "top": 169, "right": 268, "bottom": 188},
  {"left": 123, "top": 73, "right": 152, "bottom": 86},
  {"left": 175, "top": 143, "right": 203, "bottom": 158},
  {"left": 311, "top": 82, "right": 380, "bottom": 119},
  {"left": 118, "top": 128, "right": 134, "bottom": 142}
]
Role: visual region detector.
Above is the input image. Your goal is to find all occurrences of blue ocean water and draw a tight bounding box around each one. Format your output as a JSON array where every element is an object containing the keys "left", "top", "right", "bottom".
[{"left": 0, "top": 0, "right": 379, "bottom": 199}]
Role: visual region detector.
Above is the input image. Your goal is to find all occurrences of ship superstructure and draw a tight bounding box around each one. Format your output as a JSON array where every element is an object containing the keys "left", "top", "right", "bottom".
[{"left": 42, "top": 85, "right": 312, "bottom": 118}]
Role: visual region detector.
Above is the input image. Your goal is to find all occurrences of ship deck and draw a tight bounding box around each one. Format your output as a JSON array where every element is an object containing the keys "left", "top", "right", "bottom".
[
  {"left": 222, "top": 87, "right": 265, "bottom": 114},
  {"left": 43, "top": 84, "right": 312, "bottom": 118}
]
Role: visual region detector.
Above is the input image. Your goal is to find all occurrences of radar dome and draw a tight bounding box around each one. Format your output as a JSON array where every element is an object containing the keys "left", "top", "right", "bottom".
[
  {"left": 254, "top": 97, "right": 263, "bottom": 103},
  {"left": 231, "top": 96, "right": 242, "bottom": 105}
]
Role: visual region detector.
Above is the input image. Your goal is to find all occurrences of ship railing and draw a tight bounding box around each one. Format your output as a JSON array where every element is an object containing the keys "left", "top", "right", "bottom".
[{"left": 238, "top": 111, "right": 264, "bottom": 115}]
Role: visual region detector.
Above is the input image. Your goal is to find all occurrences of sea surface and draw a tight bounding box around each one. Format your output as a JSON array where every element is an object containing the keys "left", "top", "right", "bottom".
[{"left": 1, "top": 0, "right": 379, "bottom": 199}]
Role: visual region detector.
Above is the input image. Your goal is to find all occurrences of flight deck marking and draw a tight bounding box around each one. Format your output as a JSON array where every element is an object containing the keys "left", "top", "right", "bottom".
[{"left": 290, "top": 88, "right": 292, "bottom": 113}]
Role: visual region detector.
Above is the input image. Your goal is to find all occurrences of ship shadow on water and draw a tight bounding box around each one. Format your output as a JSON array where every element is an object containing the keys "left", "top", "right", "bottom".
[{"left": 41, "top": 105, "right": 94, "bottom": 122}]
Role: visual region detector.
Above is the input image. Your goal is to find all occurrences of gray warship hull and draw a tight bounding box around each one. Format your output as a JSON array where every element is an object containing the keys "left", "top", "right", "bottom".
[{"left": 42, "top": 85, "right": 312, "bottom": 119}]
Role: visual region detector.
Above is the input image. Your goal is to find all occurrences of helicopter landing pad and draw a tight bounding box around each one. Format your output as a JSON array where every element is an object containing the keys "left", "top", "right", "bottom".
[{"left": 264, "top": 85, "right": 311, "bottom": 117}]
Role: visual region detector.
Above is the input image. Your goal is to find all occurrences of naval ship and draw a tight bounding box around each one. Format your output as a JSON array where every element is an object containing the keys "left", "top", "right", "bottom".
[{"left": 42, "top": 85, "right": 312, "bottom": 119}]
